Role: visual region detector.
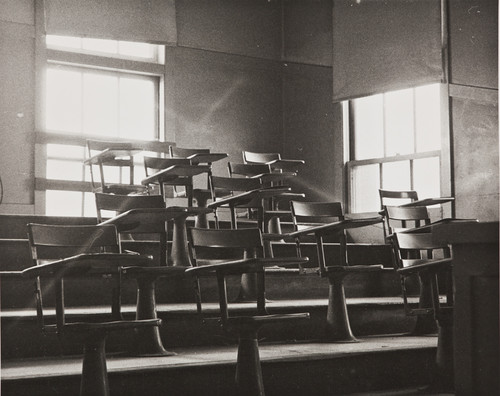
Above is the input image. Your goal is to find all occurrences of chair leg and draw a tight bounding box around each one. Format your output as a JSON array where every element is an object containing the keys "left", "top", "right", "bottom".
[
  {"left": 235, "top": 329, "right": 265, "bottom": 396},
  {"left": 412, "top": 272, "right": 438, "bottom": 335},
  {"left": 80, "top": 332, "right": 110, "bottom": 396},
  {"left": 326, "top": 273, "right": 357, "bottom": 342}
]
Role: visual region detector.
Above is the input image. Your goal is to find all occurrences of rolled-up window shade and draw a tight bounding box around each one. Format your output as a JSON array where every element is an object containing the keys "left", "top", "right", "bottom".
[
  {"left": 332, "top": 0, "right": 443, "bottom": 102},
  {"left": 44, "top": 0, "right": 176, "bottom": 44}
]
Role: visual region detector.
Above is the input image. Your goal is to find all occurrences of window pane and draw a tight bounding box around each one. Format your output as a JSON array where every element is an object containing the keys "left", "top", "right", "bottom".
[
  {"left": 382, "top": 161, "right": 411, "bottom": 191},
  {"left": 83, "top": 192, "right": 98, "bottom": 217},
  {"left": 353, "top": 95, "right": 384, "bottom": 160},
  {"left": 83, "top": 72, "right": 119, "bottom": 136},
  {"left": 119, "top": 76, "right": 156, "bottom": 140},
  {"left": 82, "top": 38, "right": 118, "bottom": 54},
  {"left": 46, "top": 190, "right": 83, "bottom": 217},
  {"left": 46, "top": 35, "right": 82, "bottom": 50},
  {"left": 46, "top": 68, "right": 82, "bottom": 133},
  {"left": 47, "top": 144, "right": 85, "bottom": 159},
  {"left": 385, "top": 88, "right": 414, "bottom": 156},
  {"left": 118, "top": 41, "right": 155, "bottom": 59},
  {"left": 413, "top": 157, "right": 440, "bottom": 199},
  {"left": 351, "top": 164, "right": 380, "bottom": 213},
  {"left": 415, "top": 83, "right": 441, "bottom": 152},
  {"left": 47, "top": 159, "right": 84, "bottom": 181}
]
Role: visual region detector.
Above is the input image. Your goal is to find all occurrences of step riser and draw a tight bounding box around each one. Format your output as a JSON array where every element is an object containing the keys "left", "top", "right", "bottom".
[{"left": 1, "top": 348, "right": 435, "bottom": 396}]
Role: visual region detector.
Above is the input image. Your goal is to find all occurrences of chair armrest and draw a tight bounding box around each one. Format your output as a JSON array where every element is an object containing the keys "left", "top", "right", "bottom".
[
  {"left": 185, "top": 257, "right": 309, "bottom": 277},
  {"left": 22, "top": 253, "right": 153, "bottom": 278},
  {"left": 398, "top": 258, "right": 452, "bottom": 275},
  {"left": 121, "top": 265, "right": 188, "bottom": 279},
  {"left": 0, "top": 271, "right": 25, "bottom": 279}
]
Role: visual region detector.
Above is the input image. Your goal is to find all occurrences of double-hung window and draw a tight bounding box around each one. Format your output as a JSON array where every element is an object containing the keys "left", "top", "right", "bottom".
[
  {"left": 346, "top": 83, "right": 442, "bottom": 213},
  {"left": 37, "top": 35, "right": 165, "bottom": 216}
]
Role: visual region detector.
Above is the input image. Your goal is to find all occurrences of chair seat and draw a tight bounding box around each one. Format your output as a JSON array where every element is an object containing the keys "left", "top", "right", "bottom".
[
  {"left": 227, "top": 312, "right": 310, "bottom": 328},
  {"left": 324, "top": 264, "right": 384, "bottom": 274},
  {"left": 62, "top": 318, "right": 161, "bottom": 334}
]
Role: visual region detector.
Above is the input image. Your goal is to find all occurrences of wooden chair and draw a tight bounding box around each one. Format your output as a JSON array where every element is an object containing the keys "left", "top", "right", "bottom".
[
  {"left": 186, "top": 227, "right": 309, "bottom": 396},
  {"left": 95, "top": 192, "right": 167, "bottom": 263},
  {"left": 290, "top": 201, "right": 384, "bottom": 342},
  {"left": 169, "top": 146, "right": 214, "bottom": 218},
  {"left": 23, "top": 223, "right": 160, "bottom": 396},
  {"left": 228, "top": 162, "right": 272, "bottom": 179},
  {"left": 384, "top": 205, "right": 431, "bottom": 236},
  {"left": 384, "top": 205, "right": 437, "bottom": 335},
  {"left": 242, "top": 150, "right": 304, "bottom": 173},
  {"left": 392, "top": 231, "right": 454, "bottom": 391},
  {"left": 379, "top": 189, "right": 419, "bottom": 239},
  {"left": 210, "top": 175, "right": 263, "bottom": 229},
  {"left": 143, "top": 156, "right": 193, "bottom": 202},
  {"left": 86, "top": 139, "right": 147, "bottom": 195}
]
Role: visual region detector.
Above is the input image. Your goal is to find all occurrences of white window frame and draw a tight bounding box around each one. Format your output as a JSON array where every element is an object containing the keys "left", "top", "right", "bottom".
[{"left": 34, "top": 35, "right": 166, "bottom": 216}]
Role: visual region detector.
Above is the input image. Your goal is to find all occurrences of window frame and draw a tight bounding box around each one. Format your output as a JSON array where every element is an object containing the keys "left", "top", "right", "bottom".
[
  {"left": 34, "top": 35, "right": 167, "bottom": 216},
  {"left": 344, "top": 83, "right": 451, "bottom": 214}
]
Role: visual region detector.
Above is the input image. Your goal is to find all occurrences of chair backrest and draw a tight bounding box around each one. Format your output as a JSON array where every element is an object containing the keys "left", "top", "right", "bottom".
[
  {"left": 384, "top": 205, "right": 431, "bottom": 235},
  {"left": 242, "top": 151, "right": 280, "bottom": 164},
  {"left": 227, "top": 162, "right": 271, "bottom": 178},
  {"left": 169, "top": 146, "right": 210, "bottom": 158},
  {"left": 188, "top": 227, "right": 264, "bottom": 263},
  {"left": 29, "top": 223, "right": 120, "bottom": 261},
  {"left": 188, "top": 227, "right": 266, "bottom": 323},
  {"left": 290, "top": 201, "right": 344, "bottom": 231},
  {"left": 379, "top": 189, "right": 419, "bottom": 209},
  {"left": 143, "top": 156, "right": 191, "bottom": 177},
  {"left": 27, "top": 223, "right": 121, "bottom": 332},
  {"left": 210, "top": 175, "right": 262, "bottom": 201},
  {"left": 95, "top": 193, "right": 166, "bottom": 233},
  {"left": 393, "top": 231, "right": 451, "bottom": 270}
]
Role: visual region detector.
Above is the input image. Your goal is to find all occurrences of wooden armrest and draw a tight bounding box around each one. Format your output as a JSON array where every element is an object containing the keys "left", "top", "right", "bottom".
[
  {"left": 398, "top": 258, "right": 452, "bottom": 275},
  {"left": 0, "top": 271, "right": 25, "bottom": 279},
  {"left": 288, "top": 217, "right": 383, "bottom": 238},
  {"left": 22, "top": 253, "right": 153, "bottom": 278},
  {"left": 185, "top": 257, "right": 309, "bottom": 276},
  {"left": 121, "top": 265, "right": 188, "bottom": 279}
]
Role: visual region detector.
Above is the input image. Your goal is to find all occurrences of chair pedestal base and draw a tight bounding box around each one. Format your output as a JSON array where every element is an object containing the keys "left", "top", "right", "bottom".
[
  {"left": 426, "top": 312, "right": 454, "bottom": 392},
  {"left": 193, "top": 190, "right": 211, "bottom": 229},
  {"left": 81, "top": 332, "right": 110, "bottom": 396},
  {"left": 235, "top": 329, "right": 265, "bottom": 396},
  {"left": 134, "top": 277, "right": 175, "bottom": 357},
  {"left": 325, "top": 273, "right": 358, "bottom": 342}
]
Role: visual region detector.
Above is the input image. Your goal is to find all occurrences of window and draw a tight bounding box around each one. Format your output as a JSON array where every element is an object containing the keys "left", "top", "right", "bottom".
[
  {"left": 347, "top": 84, "right": 442, "bottom": 213},
  {"left": 39, "top": 35, "right": 165, "bottom": 216}
]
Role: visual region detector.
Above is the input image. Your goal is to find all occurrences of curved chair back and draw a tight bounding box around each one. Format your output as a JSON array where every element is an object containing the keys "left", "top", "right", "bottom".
[
  {"left": 169, "top": 146, "right": 210, "bottom": 158},
  {"left": 379, "top": 189, "right": 419, "bottom": 209},
  {"left": 384, "top": 205, "right": 430, "bottom": 236},
  {"left": 242, "top": 150, "right": 280, "bottom": 164},
  {"left": 291, "top": 201, "right": 344, "bottom": 230},
  {"left": 227, "top": 162, "right": 271, "bottom": 178}
]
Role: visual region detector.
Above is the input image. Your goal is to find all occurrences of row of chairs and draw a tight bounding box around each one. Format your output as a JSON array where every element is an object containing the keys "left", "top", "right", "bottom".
[{"left": 31, "top": 140, "right": 457, "bottom": 395}]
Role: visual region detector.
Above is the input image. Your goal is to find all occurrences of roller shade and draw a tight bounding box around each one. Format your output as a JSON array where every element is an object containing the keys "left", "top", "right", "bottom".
[
  {"left": 332, "top": 0, "right": 443, "bottom": 101},
  {"left": 44, "top": 0, "right": 177, "bottom": 44}
]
